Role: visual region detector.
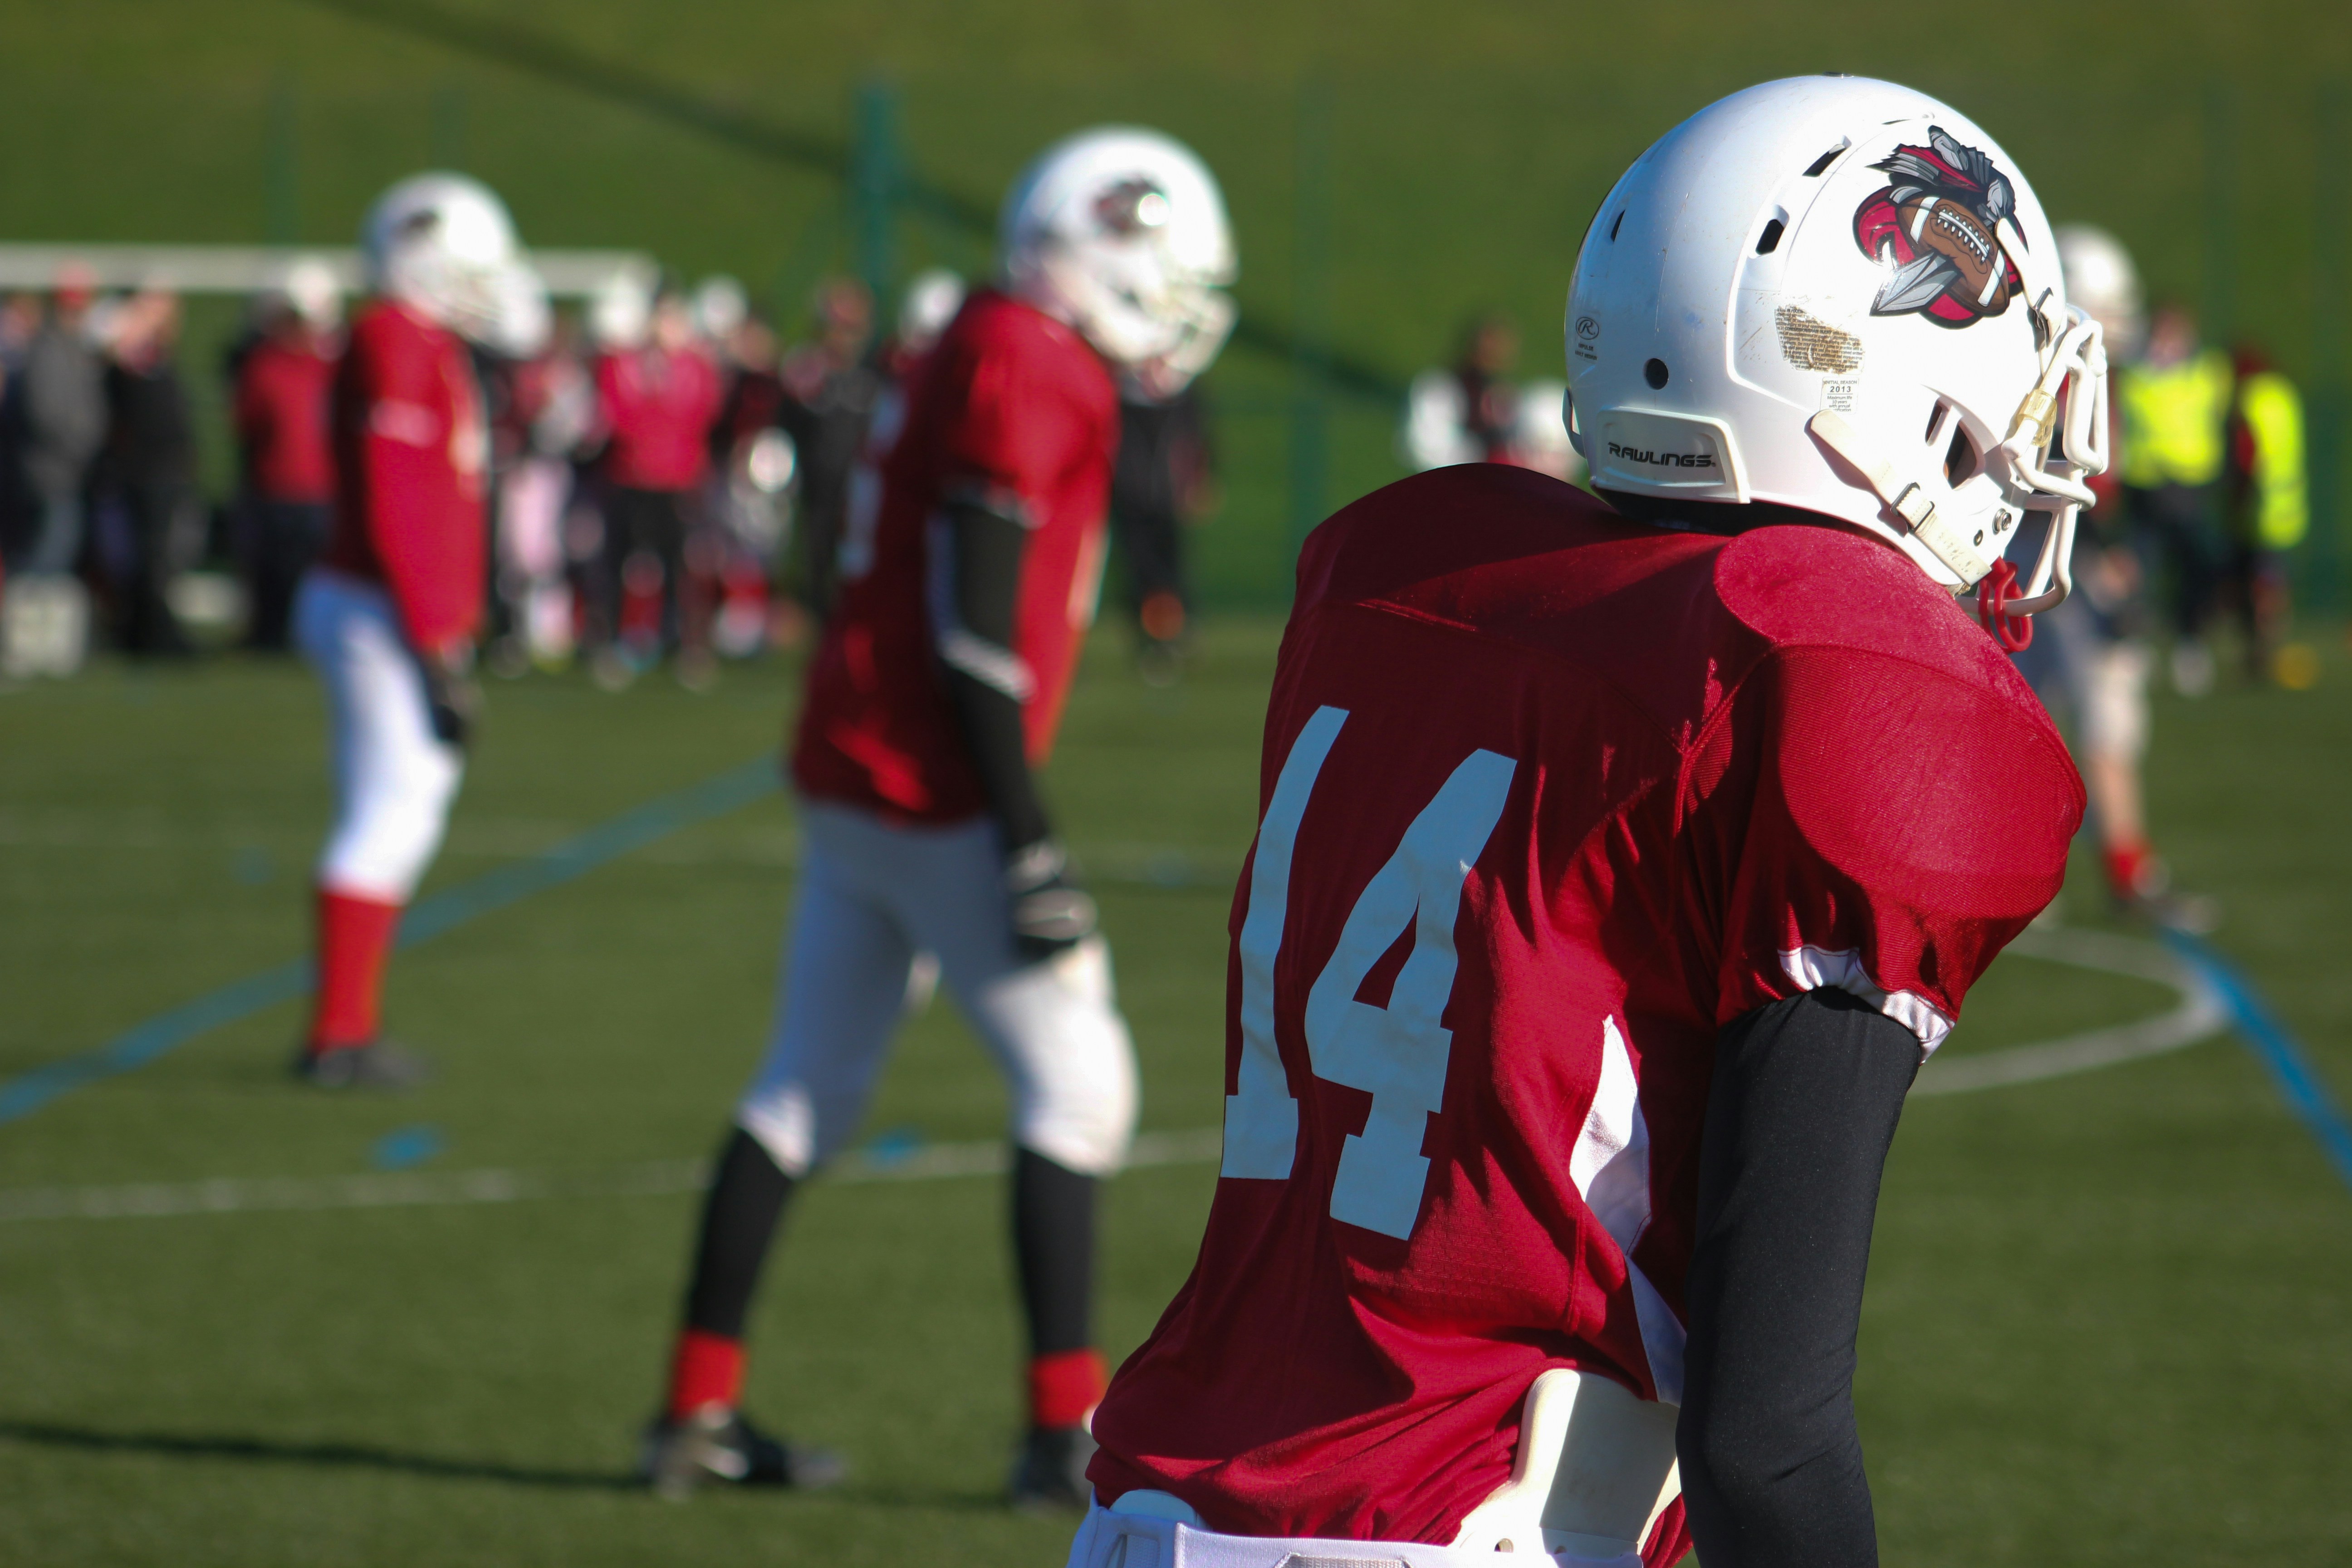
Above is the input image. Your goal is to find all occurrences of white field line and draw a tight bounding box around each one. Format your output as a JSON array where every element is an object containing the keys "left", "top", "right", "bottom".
[
  {"left": 0, "top": 1129, "right": 1225, "bottom": 1225},
  {"left": 1913, "top": 922, "right": 2228, "bottom": 1096},
  {"left": 0, "top": 931, "right": 2213, "bottom": 1225}
]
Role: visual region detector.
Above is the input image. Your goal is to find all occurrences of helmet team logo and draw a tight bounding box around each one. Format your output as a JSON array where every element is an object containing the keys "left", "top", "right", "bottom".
[{"left": 1852, "top": 128, "right": 2023, "bottom": 327}]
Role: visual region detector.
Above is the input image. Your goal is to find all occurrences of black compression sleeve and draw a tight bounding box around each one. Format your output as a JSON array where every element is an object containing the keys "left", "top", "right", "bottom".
[
  {"left": 936, "top": 500, "right": 1051, "bottom": 852},
  {"left": 1676, "top": 989, "right": 1921, "bottom": 1568}
]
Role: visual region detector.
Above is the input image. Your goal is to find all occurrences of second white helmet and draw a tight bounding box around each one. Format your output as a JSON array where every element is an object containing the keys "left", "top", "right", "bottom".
[
  {"left": 1565, "top": 77, "right": 2108, "bottom": 627},
  {"left": 1001, "top": 127, "right": 1237, "bottom": 393},
  {"left": 362, "top": 172, "right": 538, "bottom": 347}
]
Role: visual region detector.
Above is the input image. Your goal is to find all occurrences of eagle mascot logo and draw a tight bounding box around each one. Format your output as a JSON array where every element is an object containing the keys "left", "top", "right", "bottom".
[{"left": 1852, "top": 127, "right": 2025, "bottom": 327}]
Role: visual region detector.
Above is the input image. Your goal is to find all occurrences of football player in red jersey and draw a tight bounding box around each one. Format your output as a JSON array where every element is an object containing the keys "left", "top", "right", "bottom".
[
  {"left": 290, "top": 174, "right": 545, "bottom": 1088},
  {"left": 640, "top": 128, "right": 1238, "bottom": 1504},
  {"left": 1072, "top": 77, "right": 2107, "bottom": 1568}
]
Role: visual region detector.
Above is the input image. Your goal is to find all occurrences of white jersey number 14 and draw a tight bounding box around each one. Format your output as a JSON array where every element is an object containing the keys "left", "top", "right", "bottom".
[{"left": 1220, "top": 704, "right": 1517, "bottom": 1240}]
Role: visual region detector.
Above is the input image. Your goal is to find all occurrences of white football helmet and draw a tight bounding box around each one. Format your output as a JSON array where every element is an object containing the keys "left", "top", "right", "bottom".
[
  {"left": 1565, "top": 76, "right": 2107, "bottom": 639},
  {"left": 2055, "top": 224, "right": 2144, "bottom": 362},
  {"left": 1001, "top": 127, "right": 1236, "bottom": 393},
  {"left": 360, "top": 172, "right": 539, "bottom": 346}
]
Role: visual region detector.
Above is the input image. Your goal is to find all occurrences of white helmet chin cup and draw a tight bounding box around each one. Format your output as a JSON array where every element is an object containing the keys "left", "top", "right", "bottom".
[
  {"left": 1564, "top": 76, "right": 2109, "bottom": 616},
  {"left": 1000, "top": 126, "right": 1237, "bottom": 390},
  {"left": 361, "top": 172, "right": 534, "bottom": 347}
]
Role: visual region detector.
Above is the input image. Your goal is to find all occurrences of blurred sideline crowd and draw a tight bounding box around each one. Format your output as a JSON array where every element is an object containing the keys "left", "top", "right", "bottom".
[{"left": 0, "top": 258, "right": 1227, "bottom": 687}]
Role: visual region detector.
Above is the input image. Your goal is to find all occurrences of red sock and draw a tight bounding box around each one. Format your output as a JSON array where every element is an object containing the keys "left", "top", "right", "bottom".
[
  {"left": 2103, "top": 840, "right": 2152, "bottom": 900},
  {"left": 1028, "top": 1348, "right": 1107, "bottom": 1431},
  {"left": 667, "top": 1327, "right": 747, "bottom": 1420},
  {"left": 309, "top": 887, "right": 402, "bottom": 1053}
]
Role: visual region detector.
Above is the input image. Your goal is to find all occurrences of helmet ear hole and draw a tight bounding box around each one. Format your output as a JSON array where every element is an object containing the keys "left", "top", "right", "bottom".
[
  {"left": 1924, "top": 400, "right": 1950, "bottom": 445},
  {"left": 1944, "top": 424, "right": 1979, "bottom": 486}
]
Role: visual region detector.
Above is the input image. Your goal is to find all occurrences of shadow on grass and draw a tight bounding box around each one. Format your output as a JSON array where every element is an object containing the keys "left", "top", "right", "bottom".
[
  {"left": 0, "top": 1421, "right": 1048, "bottom": 1515},
  {"left": 0, "top": 1421, "right": 632, "bottom": 1492}
]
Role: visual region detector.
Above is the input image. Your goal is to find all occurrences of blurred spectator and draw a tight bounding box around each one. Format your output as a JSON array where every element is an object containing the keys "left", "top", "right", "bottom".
[
  {"left": 233, "top": 261, "right": 342, "bottom": 650},
  {"left": 97, "top": 286, "right": 198, "bottom": 657},
  {"left": 1510, "top": 379, "right": 1583, "bottom": 485},
  {"left": 706, "top": 309, "right": 796, "bottom": 656},
  {"left": 495, "top": 309, "right": 596, "bottom": 672},
  {"left": 3, "top": 270, "right": 106, "bottom": 676},
  {"left": 2018, "top": 225, "right": 2214, "bottom": 931},
  {"left": 778, "top": 277, "right": 882, "bottom": 617},
  {"left": 694, "top": 274, "right": 749, "bottom": 348},
  {"left": 1110, "top": 375, "right": 1216, "bottom": 684},
  {"left": 2223, "top": 347, "right": 2308, "bottom": 686},
  {"left": 1402, "top": 314, "right": 1520, "bottom": 470},
  {"left": 593, "top": 283, "right": 722, "bottom": 688},
  {"left": 2117, "top": 302, "right": 2233, "bottom": 695}
]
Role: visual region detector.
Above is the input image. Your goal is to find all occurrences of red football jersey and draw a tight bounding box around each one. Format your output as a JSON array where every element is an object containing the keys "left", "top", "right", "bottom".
[
  {"left": 320, "top": 299, "right": 487, "bottom": 655},
  {"left": 791, "top": 289, "right": 1117, "bottom": 822},
  {"left": 235, "top": 333, "right": 338, "bottom": 503},
  {"left": 1089, "top": 466, "right": 2082, "bottom": 1547}
]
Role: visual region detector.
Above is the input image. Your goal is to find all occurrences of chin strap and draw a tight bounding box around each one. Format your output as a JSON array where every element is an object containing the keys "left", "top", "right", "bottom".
[
  {"left": 1806, "top": 409, "right": 1994, "bottom": 584},
  {"left": 1975, "top": 557, "right": 2034, "bottom": 651}
]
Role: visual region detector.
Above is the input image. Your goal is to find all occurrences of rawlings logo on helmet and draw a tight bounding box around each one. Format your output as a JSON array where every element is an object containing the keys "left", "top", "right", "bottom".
[{"left": 1852, "top": 127, "right": 2024, "bottom": 328}]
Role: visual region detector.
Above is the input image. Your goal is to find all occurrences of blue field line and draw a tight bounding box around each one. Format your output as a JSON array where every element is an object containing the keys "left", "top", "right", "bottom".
[
  {"left": 0, "top": 758, "right": 781, "bottom": 1128},
  {"left": 2164, "top": 929, "right": 2352, "bottom": 1192}
]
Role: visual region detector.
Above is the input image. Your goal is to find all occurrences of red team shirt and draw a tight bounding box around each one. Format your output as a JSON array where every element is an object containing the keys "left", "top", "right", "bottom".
[
  {"left": 320, "top": 299, "right": 487, "bottom": 655},
  {"left": 792, "top": 289, "right": 1118, "bottom": 822},
  {"left": 597, "top": 344, "right": 724, "bottom": 492},
  {"left": 1089, "top": 466, "right": 2082, "bottom": 1550},
  {"left": 235, "top": 335, "right": 338, "bottom": 503}
]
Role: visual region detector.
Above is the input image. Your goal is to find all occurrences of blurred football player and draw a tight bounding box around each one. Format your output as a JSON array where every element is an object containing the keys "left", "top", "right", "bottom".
[
  {"left": 641, "top": 127, "right": 1236, "bottom": 1506},
  {"left": 1072, "top": 77, "right": 2100, "bottom": 1568},
  {"left": 291, "top": 174, "right": 543, "bottom": 1087},
  {"left": 2019, "top": 226, "right": 2214, "bottom": 929}
]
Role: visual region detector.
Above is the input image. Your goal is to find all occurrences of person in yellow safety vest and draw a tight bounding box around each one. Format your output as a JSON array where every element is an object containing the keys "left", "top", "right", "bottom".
[
  {"left": 2117, "top": 303, "right": 2234, "bottom": 695},
  {"left": 2225, "top": 346, "right": 2308, "bottom": 682}
]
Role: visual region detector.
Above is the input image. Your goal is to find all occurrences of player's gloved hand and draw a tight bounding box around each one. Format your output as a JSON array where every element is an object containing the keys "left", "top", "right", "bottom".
[
  {"left": 1004, "top": 838, "right": 1098, "bottom": 963},
  {"left": 421, "top": 643, "right": 481, "bottom": 751}
]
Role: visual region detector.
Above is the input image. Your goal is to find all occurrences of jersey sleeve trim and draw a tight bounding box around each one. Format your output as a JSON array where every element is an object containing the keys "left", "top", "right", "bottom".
[{"left": 1778, "top": 944, "right": 1955, "bottom": 1058}]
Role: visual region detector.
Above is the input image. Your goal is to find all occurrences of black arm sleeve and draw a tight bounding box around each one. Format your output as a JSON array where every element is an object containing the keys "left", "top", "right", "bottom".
[
  {"left": 935, "top": 498, "right": 1051, "bottom": 853},
  {"left": 1676, "top": 988, "right": 1921, "bottom": 1568}
]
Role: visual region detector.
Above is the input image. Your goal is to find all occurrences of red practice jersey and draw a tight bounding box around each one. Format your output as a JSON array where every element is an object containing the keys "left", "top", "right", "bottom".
[
  {"left": 792, "top": 289, "right": 1117, "bottom": 822},
  {"left": 235, "top": 333, "right": 338, "bottom": 503},
  {"left": 320, "top": 299, "right": 486, "bottom": 655},
  {"left": 598, "top": 344, "right": 723, "bottom": 492},
  {"left": 1089, "top": 466, "right": 2082, "bottom": 1548}
]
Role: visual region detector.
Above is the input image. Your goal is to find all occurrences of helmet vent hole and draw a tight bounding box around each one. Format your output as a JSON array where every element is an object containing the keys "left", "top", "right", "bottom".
[
  {"left": 1944, "top": 425, "right": 1979, "bottom": 486},
  {"left": 1802, "top": 142, "right": 1848, "bottom": 177},
  {"left": 1755, "top": 219, "right": 1784, "bottom": 255},
  {"left": 1644, "top": 358, "right": 1669, "bottom": 389},
  {"left": 1609, "top": 211, "right": 1625, "bottom": 242},
  {"left": 1924, "top": 401, "right": 1950, "bottom": 445}
]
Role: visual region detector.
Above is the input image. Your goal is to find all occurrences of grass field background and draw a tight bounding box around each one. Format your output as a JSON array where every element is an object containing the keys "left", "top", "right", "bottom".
[
  {"left": 2, "top": 0, "right": 2348, "bottom": 605},
  {"left": 4, "top": 617, "right": 2351, "bottom": 1566}
]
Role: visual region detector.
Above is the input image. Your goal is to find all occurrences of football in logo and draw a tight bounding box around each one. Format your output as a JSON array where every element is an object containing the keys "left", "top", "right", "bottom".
[{"left": 1852, "top": 127, "right": 2024, "bottom": 328}]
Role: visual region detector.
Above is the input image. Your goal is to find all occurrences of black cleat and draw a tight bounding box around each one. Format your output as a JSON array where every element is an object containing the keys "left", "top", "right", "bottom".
[
  {"left": 1009, "top": 1423, "right": 1097, "bottom": 1512},
  {"left": 292, "top": 1039, "right": 432, "bottom": 1090},
  {"left": 639, "top": 1407, "right": 846, "bottom": 1500}
]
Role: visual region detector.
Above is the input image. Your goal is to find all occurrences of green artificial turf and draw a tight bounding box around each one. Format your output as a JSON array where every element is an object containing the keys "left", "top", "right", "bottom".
[{"left": 3, "top": 617, "right": 2349, "bottom": 1566}]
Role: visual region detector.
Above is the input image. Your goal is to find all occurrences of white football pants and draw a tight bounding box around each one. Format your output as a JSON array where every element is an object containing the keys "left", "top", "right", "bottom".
[
  {"left": 737, "top": 799, "right": 1139, "bottom": 1179},
  {"left": 295, "top": 569, "right": 465, "bottom": 902}
]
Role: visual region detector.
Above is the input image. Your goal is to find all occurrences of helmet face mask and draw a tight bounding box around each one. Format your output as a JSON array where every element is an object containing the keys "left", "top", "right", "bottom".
[
  {"left": 1001, "top": 127, "right": 1237, "bottom": 393},
  {"left": 362, "top": 172, "right": 542, "bottom": 349},
  {"left": 1565, "top": 77, "right": 2109, "bottom": 628}
]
